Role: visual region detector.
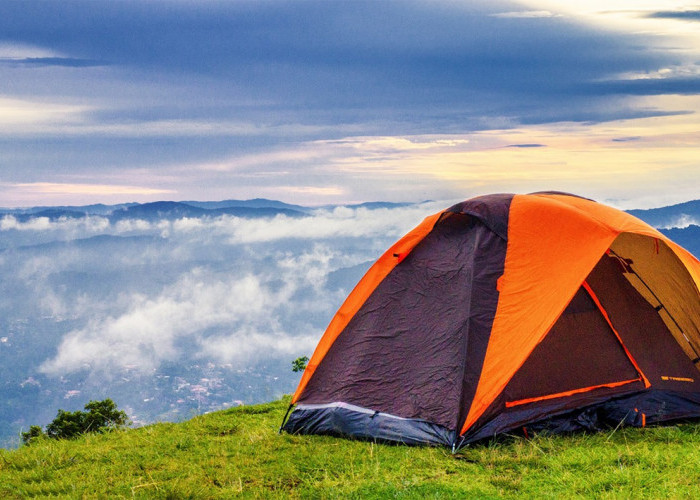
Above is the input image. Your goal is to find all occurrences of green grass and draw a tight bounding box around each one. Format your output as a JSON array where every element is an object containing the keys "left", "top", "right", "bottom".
[{"left": 1, "top": 396, "right": 699, "bottom": 498}]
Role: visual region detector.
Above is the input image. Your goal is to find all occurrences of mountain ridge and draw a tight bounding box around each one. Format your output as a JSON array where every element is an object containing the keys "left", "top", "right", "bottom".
[{"left": 2, "top": 196, "right": 699, "bottom": 228}]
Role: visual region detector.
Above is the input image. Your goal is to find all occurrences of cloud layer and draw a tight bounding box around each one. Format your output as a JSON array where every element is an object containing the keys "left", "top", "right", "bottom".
[{"left": 0, "top": 203, "right": 443, "bottom": 379}]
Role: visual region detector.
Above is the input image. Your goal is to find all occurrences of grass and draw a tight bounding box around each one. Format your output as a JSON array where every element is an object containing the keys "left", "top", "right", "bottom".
[{"left": 1, "top": 396, "right": 699, "bottom": 498}]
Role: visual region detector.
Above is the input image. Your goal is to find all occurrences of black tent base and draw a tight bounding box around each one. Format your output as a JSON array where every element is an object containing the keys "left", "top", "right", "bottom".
[
  {"left": 282, "top": 390, "right": 700, "bottom": 451},
  {"left": 282, "top": 402, "right": 456, "bottom": 448},
  {"left": 464, "top": 389, "right": 700, "bottom": 445}
]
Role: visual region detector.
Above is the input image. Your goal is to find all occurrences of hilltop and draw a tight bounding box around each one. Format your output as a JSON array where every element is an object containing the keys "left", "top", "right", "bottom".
[{"left": 1, "top": 397, "right": 699, "bottom": 498}]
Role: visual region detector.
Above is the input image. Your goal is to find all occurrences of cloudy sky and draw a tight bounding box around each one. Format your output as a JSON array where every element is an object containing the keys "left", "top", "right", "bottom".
[{"left": 1, "top": 0, "right": 700, "bottom": 209}]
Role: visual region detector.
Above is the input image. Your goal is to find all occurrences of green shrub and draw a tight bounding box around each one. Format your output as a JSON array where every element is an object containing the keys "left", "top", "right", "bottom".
[
  {"left": 20, "top": 425, "right": 45, "bottom": 445},
  {"left": 23, "top": 398, "right": 129, "bottom": 444},
  {"left": 292, "top": 356, "right": 309, "bottom": 372}
]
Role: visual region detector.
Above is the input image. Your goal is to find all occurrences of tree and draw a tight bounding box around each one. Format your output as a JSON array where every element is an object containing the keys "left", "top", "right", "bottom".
[
  {"left": 82, "top": 399, "right": 129, "bottom": 432},
  {"left": 23, "top": 398, "right": 129, "bottom": 444},
  {"left": 292, "top": 356, "right": 309, "bottom": 373}
]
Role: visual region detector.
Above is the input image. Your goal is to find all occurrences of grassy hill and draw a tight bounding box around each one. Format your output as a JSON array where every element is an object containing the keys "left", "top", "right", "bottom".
[{"left": 1, "top": 397, "right": 699, "bottom": 499}]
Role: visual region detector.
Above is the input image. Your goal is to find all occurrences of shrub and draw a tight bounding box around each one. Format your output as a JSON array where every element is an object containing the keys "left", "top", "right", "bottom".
[
  {"left": 23, "top": 398, "right": 129, "bottom": 445},
  {"left": 20, "top": 425, "right": 45, "bottom": 445},
  {"left": 292, "top": 356, "right": 309, "bottom": 373}
]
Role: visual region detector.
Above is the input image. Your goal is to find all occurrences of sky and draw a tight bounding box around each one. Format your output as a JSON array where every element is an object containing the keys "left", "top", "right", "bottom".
[{"left": 1, "top": 0, "right": 700, "bottom": 209}]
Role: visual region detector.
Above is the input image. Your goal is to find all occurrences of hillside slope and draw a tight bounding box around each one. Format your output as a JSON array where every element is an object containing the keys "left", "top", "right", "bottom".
[{"left": 1, "top": 397, "right": 699, "bottom": 499}]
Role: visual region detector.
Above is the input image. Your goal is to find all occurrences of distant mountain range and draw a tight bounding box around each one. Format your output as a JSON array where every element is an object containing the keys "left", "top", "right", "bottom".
[
  {"left": 0, "top": 198, "right": 430, "bottom": 224},
  {"left": 2, "top": 196, "right": 699, "bottom": 227},
  {"left": 1, "top": 197, "right": 699, "bottom": 257},
  {"left": 627, "top": 199, "right": 700, "bottom": 229},
  {"left": 0, "top": 199, "right": 309, "bottom": 222}
]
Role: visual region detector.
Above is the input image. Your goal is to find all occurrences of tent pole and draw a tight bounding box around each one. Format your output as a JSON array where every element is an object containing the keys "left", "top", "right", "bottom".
[{"left": 279, "top": 404, "right": 294, "bottom": 434}]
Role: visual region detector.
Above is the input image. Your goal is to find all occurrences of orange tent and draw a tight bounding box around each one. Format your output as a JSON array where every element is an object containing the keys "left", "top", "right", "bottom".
[{"left": 283, "top": 193, "right": 700, "bottom": 449}]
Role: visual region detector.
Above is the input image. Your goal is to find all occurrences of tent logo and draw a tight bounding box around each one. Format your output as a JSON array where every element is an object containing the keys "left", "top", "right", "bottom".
[{"left": 661, "top": 376, "right": 695, "bottom": 383}]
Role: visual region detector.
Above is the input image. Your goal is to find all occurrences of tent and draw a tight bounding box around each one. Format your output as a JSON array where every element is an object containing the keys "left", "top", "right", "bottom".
[{"left": 281, "top": 193, "right": 700, "bottom": 450}]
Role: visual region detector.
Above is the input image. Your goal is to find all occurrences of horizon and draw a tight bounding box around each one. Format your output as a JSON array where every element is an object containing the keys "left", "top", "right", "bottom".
[{"left": 2, "top": 193, "right": 700, "bottom": 212}]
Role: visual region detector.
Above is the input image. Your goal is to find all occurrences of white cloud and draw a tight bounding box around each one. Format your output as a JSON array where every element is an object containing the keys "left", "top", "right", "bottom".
[
  {"left": 0, "top": 214, "right": 110, "bottom": 233},
  {"left": 39, "top": 271, "right": 276, "bottom": 375},
  {"left": 0, "top": 97, "right": 90, "bottom": 126},
  {"left": 491, "top": 10, "right": 560, "bottom": 18},
  {"left": 197, "top": 331, "right": 318, "bottom": 365},
  {"left": 0, "top": 42, "right": 59, "bottom": 59},
  {"left": 204, "top": 203, "right": 445, "bottom": 244},
  {"left": 36, "top": 238, "right": 355, "bottom": 376},
  {"left": 114, "top": 219, "right": 153, "bottom": 232},
  {"left": 658, "top": 214, "right": 699, "bottom": 229},
  {"left": 612, "top": 64, "right": 700, "bottom": 80},
  {"left": 12, "top": 203, "right": 449, "bottom": 379}
]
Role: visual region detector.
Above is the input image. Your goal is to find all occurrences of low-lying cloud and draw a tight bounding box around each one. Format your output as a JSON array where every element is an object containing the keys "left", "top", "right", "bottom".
[
  {"left": 39, "top": 270, "right": 298, "bottom": 375},
  {"left": 4, "top": 203, "right": 441, "bottom": 379}
]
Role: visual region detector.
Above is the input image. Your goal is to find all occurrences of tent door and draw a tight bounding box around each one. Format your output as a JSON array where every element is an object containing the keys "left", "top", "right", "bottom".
[{"left": 503, "top": 282, "right": 647, "bottom": 409}]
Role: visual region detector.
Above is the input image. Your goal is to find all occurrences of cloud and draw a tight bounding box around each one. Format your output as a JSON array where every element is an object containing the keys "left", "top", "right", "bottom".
[
  {"left": 12, "top": 182, "right": 175, "bottom": 196},
  {"left": 0, "top": 97, "right": 89, "bottom": 126},
  {"left": 216, "top": 204, "right": 445, "bottom": 244},
  {"left": 1, "top": 1, "right": 699, "bottom": 208},
  {"left": 35, "top": 245, "right": 344, "bottom": 376},
  {"left": 611, "top": 136, "right": 641, "bottom": 142},
  {"left": 0, "top": 42, "right": 58, "bottom": 58},
  {"left": 26, "top": 203, "right": 444, "bottom": 378},
  {"left": 0, "top": 184, "right": 176, "bottom": 208},
  {"left": 491, "top": 11, "right": 560, "bottom": 18},
  {"left": 657, "top": 214, "right": 700, "bottom": 229},
  {"left": 612, "top": 65, "right": 700, "bottom": 81},
  {"left": 39, "top": 270, "right": 282, "bottom": 375},
  {"left": 0, "top": 214, "right": 110, "bottom": 233},
  {"left": 0, "top": 57, "right": 107, "bottom": 67},
  {"left": 0, "top": 1, "right": 681, "bottom": 138},
  {"left": 646, "top": 10, "right": 700, "bottom": 20}
]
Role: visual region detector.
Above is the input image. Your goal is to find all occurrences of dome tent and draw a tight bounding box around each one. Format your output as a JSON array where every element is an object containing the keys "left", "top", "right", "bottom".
[{"left": 282, "top": 193, "right": 700, "bottom": 450}]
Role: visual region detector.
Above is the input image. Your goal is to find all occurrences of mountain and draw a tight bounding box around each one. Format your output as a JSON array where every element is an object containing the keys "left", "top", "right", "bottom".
[
  {"left": 213, "top": 206, "right": 305, "bottom": 218},
  {"left": 6, "top": 209, "right": 88, "bottom": 222},
  {"left": 1, "top": 199, "right": 309, "bottom": 223},
  {"left": 0, "top": 203, "right": 137, "bottom": 216},
  {"left": 661, "top": 225, "right": 700, "bottom": 258},
  {"left": 345, "top": 201, "right": 416, "bottom": 210},
  {"left": 108, "top": 201, "right": 307, "bottom": 221},
  {"left": 108, "top": 201, "right": 212, "bottom": 222},
  {"left": 627, "top": 200, "right": 700, "bottom": 229},
  {"left": 183, "top": 198, "right": 310, "bottom": 213}
]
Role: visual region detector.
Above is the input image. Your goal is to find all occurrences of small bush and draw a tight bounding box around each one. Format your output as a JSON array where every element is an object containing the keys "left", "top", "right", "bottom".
[
  {"left": 20, "top": 425, "right": 45, "bottom": 445},
  {"left": 23, "top": 398, "right": 129, "bottom": 445},
  {"left": 292, "top": 356, "right": 309, "bottom": 373}
]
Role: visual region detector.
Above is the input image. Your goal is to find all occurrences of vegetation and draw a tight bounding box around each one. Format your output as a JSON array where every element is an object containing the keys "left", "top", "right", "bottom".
[
  {"left": 291, "top": 356, "right": 309, "bottom": 373},
  {"left": 2, "top": 396, "right": 699, "bottom": 498},
  {"left": 21, "top": 399, "right": 128, "bottom": 445}
]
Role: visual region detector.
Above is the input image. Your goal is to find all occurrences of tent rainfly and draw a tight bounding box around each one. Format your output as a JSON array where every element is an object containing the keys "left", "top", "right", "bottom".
[{"left": 281, "top": 193, "right": 700, "bottom": 450}]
